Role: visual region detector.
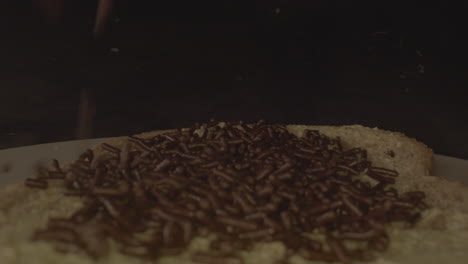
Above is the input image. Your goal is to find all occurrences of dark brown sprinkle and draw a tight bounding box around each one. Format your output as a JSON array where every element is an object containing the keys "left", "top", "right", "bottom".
[
  {"left": 306, "top": 203, "right": 329, "bottom": 216},
  {"left": 277, "top": 190, "right": 296, "bottom": 201},
  {"left": 244, "top": 212, "right": 264, "bottom": 220},
  {"left": 101, "top": 143, "right": 120, "bottom": 154},
  {"left": 128, "top": 136, "right": 153, "bottom": 152},
  {"left": 256, "top": 184, "right": 274, "bottom": 197},
  {"left": 39, "top": 171, "right": 66, "bottom": 180},
  {"left": 339, "top": 185, "right": 372, "bottom": 205},
  {"left": 341, "top": 195, "right": 364, "bottom": 217},
  {"left": 25, "top": 178, "right": 48, "bottom": 189},
  {"left": 217, "top": 216, "right": 257, "bottom": 231},
  {"left": 416, "top": 201, "right": 430, "bottom": 210},
  {"left": 71, "top": 206, "right": 99, "bottom": 223},
  {"left": 280, "top": 211, "right": 294, "bottom": 230},
  {"left": 173, "top": 150, "right": 199, "bottom": 160},
  {"left": 27, "top": 121, "right": 428, "bottom": 263},
  {"left": 393, "top": 201, "right": 415, "bottom": 209},
  {"left": 78, "top": 151, "right": 89, "bottom": 163},
  {"left": 212, "top": 168, "right": 237, "bottom": 183},
  {"left": 201, "top": 161, "right": 220, "bottom": 168},
  {"left": 401, "top": 191, "right": 426, "bottom": 200},
  {"left": 315, "top": 210, "right": 336, "bottom": 225},
  {"left": 52, "top": 159, "right": 63, "bottom": 173},
  {"left": 92, "top": 184, "right": 129, "bottom": 196},
  {"left": 208, "top": 175, "right": 229, "bottom": 198},
  {"left": 163, "top": 134, "right": 176, "bottom": 142},
  {"left": 336, "top": 164, "right": 359, "bottom": 175},
  {"left": 367, "top": 172, "right": 396, "bottom": 184},
  {"left": 339, "top": 229, "right": 382, "bottom": 240},
  {"left": 162, "top": 221, "right": 183, "bottom": 247},
  {"left": 238, "top": 228, "right": 274, "bottom": 240},
  {"left": 232, "top": 192, "right": 254, "bottom": 213},
  {"left": 154, "top": 159, "right": 171, "bottom": 172},
  {"left": 243, "top": 191, "right": 256, "bottom": 205},
  {"left": 256, "top": 202, "right": 278, "bottom": 213},
  {"left": 368, "top": 167, "right": 399, "bottom": 178},
  {"left": 256, "top": 166, "right": 273, "bottom": 181},
  {"left": 326, "top": 234, "right": 349, "bottom": 264}
]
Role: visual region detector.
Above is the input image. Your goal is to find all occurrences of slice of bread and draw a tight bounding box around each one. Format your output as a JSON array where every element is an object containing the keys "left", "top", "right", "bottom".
[{"left": 0, "top": 125, "right": 466, "bottom": 264}]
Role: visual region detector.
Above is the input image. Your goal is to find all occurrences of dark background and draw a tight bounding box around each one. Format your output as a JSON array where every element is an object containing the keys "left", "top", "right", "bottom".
[{"left": 0, "top": 1, "right": 467, "bottom": 159}]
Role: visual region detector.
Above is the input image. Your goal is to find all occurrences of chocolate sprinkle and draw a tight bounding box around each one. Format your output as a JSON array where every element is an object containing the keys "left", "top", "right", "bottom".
[{"left": 28, "top": 121, "right": 427, "bottom": 263}]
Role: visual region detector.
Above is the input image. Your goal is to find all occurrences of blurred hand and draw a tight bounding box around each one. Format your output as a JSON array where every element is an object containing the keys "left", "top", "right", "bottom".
[{"left": 33, "top": 0, "right": 114, "bottom": 37}]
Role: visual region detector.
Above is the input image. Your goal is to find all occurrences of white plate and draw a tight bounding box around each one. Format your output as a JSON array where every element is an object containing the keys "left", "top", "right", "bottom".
[{"left": 0, "top": 139, "right": 467, "bottom": 186}]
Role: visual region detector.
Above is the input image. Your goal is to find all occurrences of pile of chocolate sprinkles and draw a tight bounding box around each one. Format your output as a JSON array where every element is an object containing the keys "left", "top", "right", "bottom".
[{"left": 26, "top": 121, "right": 428, "bottom": 263}]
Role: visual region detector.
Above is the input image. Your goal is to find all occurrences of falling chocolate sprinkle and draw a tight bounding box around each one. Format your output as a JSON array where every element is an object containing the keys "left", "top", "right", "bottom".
[
  {"left": 340, "top": 229, "right": 381, "bottom": 240},
  {"left": 27, "top": 121, "right": 428, "bottom": 263}
]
